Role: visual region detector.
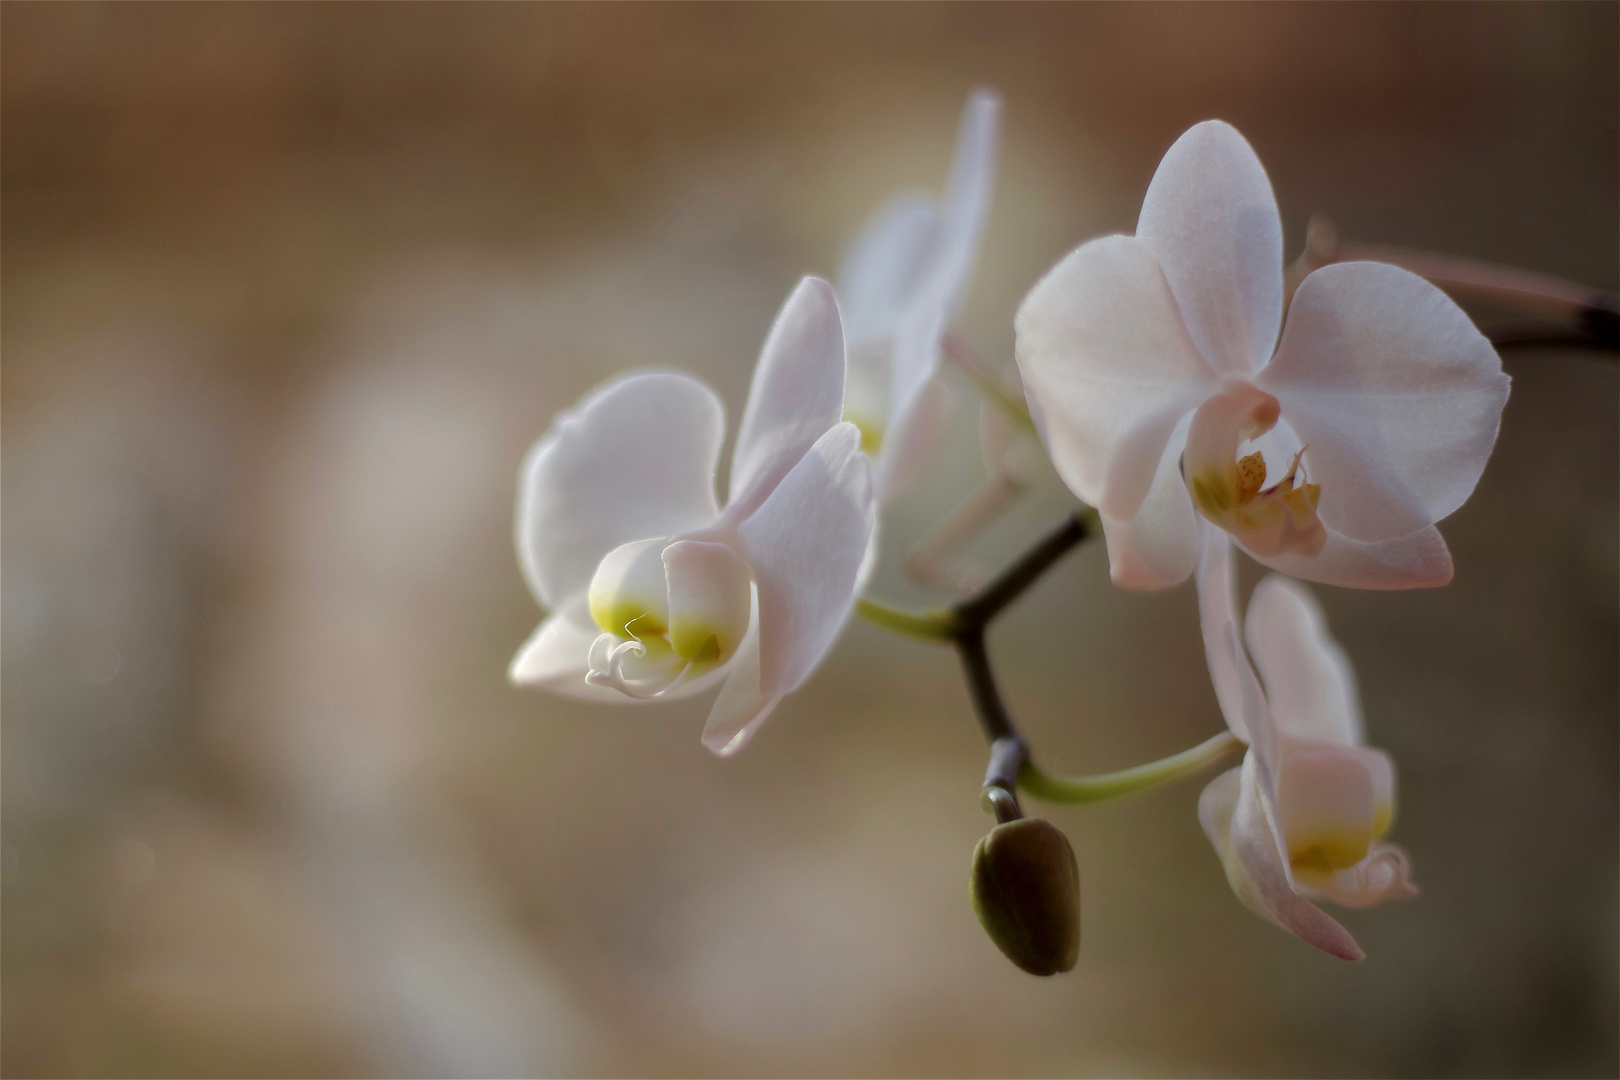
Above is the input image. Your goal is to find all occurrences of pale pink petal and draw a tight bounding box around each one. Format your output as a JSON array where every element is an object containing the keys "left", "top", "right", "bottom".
[
  {"left": 1245, "top": 575, "right": 1363, "bottom": 745},
  {"left": 738, "top": 423, "right": 876, "bottom": 699},
  {"left": 1195, "top": 524, "right": 1249, "bottom": 742},
  {"left": 1360, "top": 748, "right": 1395, "bottom": 821},
  {"left": 882, "top": 300, "right": 951, "bottom": 496},
  {"left": 1197, "top": 766, "right": 1243, "bottom": 844},
  {"left": 727, "top": 277, "right": 848, "bottom": 518},
  {"left": 1248, "top": 522, "right": 1453, "bottom": 590},
  {"left": 1260, "top": 261, "right": 1510, "bottom": 543},
  {"left": 1099, "top": 412, "right": 1198, "bottom": 589},
  {"left": 508, "top": 602, "right": 623, "bottom": 700},
  {"left": 1014, "top": 234, "right": 1216, "bottom": 516},
  {"left": 517, "top": 373, "right": 722, "bottom": 610},
  {"left": 876, "top": 375, "right": 952, "bottom": 500},
  {"left": 701, "top": 609, "right": 781, "bottom": 757},
  {"left": 838, "top": 196, "right": 942, "bottom": 346},
  {"left": 931, "top": 88, "right": 1001, "bottom": 319},
  {"left": 881, "top": 90, "right": 999, "bottom": 482},
  {"left": 1137, "top": 121, "right": 1285, "bottom": 377},
  {"left": 1199, "top": 765, "right": 1365, "bottom": 960},
  {"left": 1223, "top": 756, "right": 1366, "bottom": 961},
  {"left": 662, "top": 540, "right": 753, "bottom": 668},
  {"left": 1275, "top": 739, "right": 1377, "bottom": 866}
]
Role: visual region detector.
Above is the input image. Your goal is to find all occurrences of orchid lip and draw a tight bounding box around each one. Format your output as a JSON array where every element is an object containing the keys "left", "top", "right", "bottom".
[
  {"left": 1181, "top": 384, "right": 1327, "bottom": 558},
  {"left": 585, "top": 633, "right": 692, "bottom": 699}
]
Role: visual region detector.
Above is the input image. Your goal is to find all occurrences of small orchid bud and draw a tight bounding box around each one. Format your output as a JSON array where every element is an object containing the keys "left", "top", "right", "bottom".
[{"left": 970, "top": 816, "right": 1080, "bottom": 976}]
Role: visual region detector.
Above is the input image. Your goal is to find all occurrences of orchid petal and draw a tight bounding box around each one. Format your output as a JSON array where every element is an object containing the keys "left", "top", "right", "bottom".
[
  {"left": 1099, "top": 412, "right": 1199, "bottom": 589},
  {"left": 838, "top": 197, "right": 942, "bottom": 346},
  {"left": 508, "top": 600, "right": 626, "bottom": 701},
  {"left": 517, "top": 372, "right": 722, "bottom": 609},
  {"left": 1195, "top": 524, "right": 1248, "bottom": 742},
  {"left": 1362, "top": 749, "right": 1396, "bottom": 833},
  {"left": 876, "top": 375, "right": 952, "bottom": 500},
  {"left": 882, "top": 299, "right": 951, "bottom": 494},
  {"left": 662, "top": 539, "right": 753, "bottom": 670},
  {"left": 1275, "top": 738, "right": 1378, "bottom": 870},
  {"left": 1137, "top": 121, "right": 1284, "bottom": 376},
  {"left": 1260, "top": 262, "right": 1510, "bottom": 543},
  {"left": 738, "top": 422, "right": 876, "bottom": 699},
  {"left": 728, "top": 277, "right": 848, "bottom": 518},
  {"left": 931, "top": 88, "right": 1001, "bottom": 319},
  {"left": 843, "top": 339, "right": 893, "bottom": 452},
  {"left": 1248, "top": 521, "right": 1453, "bottom": 590},
  {"left": 1201, "top": 757, "right": 1365, "bottom": 961},
  {"left": 1015, "top": 234, "right": 1216, "bottom": 516},
  {"left": 701, "top": 603, "right": 780, "bottom": 757},
  {"left": 1245, "top": 575, "right": 1363, "bottom": 745}
]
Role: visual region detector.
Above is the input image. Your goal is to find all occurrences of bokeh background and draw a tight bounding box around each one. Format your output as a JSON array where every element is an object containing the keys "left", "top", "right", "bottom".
[{"left": 4, "top": 4, "right": 1616, "bottom": 1076}]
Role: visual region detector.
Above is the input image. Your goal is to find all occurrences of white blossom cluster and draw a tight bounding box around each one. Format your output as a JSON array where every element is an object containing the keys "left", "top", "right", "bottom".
[{"left": 509, "top": 92, "right": 1509, "bottom": 960}]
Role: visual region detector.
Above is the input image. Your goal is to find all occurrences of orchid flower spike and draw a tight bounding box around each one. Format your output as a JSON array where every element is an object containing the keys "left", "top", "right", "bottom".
[
  {"left": 1016, "top": 120, "right": 1510, "bottom": 590},
  {"left": 1196, "top": 529, "right": 1417, "bottom": 961},
  {"left": 838, "top": 88, "right": 1000, "bottom": 499},
  {"left": 509, "top": 278, "right": 877, "bottom": 756}
]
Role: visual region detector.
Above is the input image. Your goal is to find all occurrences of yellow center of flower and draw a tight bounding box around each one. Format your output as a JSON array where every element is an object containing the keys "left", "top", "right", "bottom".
[
  {"left": 584, "top": 537, "right": 752, "bottom": 698},
  {"left": 846, "top": 411, "right": 886, "bottom": 454},
  {"left": 1183, "top": 384, "right": 1327, "bottom": 558},
  {"left": 1276, "top": 739, "right": 1397, "bottom": 883}
]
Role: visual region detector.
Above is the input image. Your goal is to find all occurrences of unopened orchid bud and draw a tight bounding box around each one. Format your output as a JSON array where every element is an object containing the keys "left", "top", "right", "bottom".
[{"left": 970, "top": 816, "right": 1080, "bottom": 976}]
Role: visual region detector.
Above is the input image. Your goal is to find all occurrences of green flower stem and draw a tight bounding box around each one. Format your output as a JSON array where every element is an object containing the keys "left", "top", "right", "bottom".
[
  {"left": 1018, "top": 731, "right": 1244, "bottom": 805},
  {"left": 864, "top": 508, "right": 1230, "bottom": 821},
  {"left": 855, "top": 598, "right": 958, "bottom": 642}
]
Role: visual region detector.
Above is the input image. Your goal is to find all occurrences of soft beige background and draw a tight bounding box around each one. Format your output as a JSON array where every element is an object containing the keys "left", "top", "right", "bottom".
[{"left": 4, "top": 4, "right": 1616, "bottom": 1076}]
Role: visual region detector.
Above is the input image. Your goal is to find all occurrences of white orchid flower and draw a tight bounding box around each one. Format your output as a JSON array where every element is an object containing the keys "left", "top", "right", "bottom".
[
  {"left": 838, "top": 89, "right": 1000, "bottom": 498},
  {"left": 509, "top": 278, "right": 877, "bottom": 756},
  {"left": 1196, "top": 529, "right": 1417, "bottom": 961},
  {"left": 1015, "top": 120, "right": 1509, "bottom": 590}
]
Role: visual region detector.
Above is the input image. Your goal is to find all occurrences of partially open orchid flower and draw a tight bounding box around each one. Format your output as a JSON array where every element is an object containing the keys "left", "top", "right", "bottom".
[
  {"left": 509, "top": 278, "right": 877, "bottom": 756},
  {"left": 837, "top": 89, "right": 1000, "bottom": 499},
  {"left": 1196, "top": 528, "right": 1417, "bottom": 961},
  {"left": 1015, "top": 120, "right": 1510, "bottom": 590}
]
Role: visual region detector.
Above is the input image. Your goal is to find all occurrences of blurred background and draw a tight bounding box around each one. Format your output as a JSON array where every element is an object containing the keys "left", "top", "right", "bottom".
[{"left": 4, "top": 4, "right": 1616, "bottom": 1076}]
